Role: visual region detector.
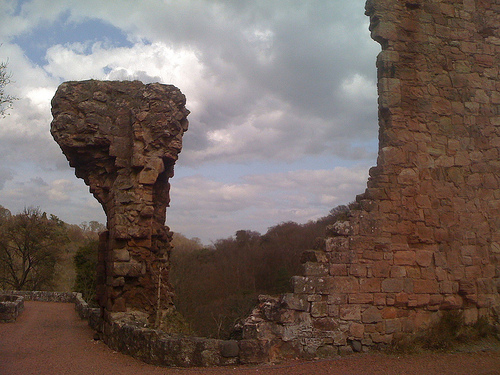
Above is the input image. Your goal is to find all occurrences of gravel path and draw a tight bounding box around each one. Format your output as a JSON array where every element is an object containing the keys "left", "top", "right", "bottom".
[{"left": 1, "top": 301, "right": 499, "bottom": 375}]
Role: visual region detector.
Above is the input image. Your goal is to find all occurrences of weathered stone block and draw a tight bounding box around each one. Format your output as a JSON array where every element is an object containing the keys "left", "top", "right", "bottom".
[
  {"left": 332, "top": 277, "right": 359, "bottom": 293},
  {"left": 359, "top": 278, "right": 382, "bottom": 293},
  {"left": 389, "top": 266, "right": 406, "bottom": 278},
  {"left": 325, "top": 236, "right": 349, "bottom": 252},
  {"left": 340, "top": 305, "right": 361, "bottom": 321},
  {"left": 113, "top": 249, "right": 130, "bottom": 262},
  {"left": 369, "top": 332, "right": 391, "bottom": 343},
  {"left": 362, "top": 306, "right": 382, "bottom": 324},
  {"left": 239, "top": 340, "right": 270, "bottom": 364},
  {"left": 413, "top": 279, "right": 439, "bottom": 294},
  {"left": 302, "top": 262, "right": 329, "bottom": 276},
  {"left": 311, "top": 302, "right": 328, "bottom": 318},
  {"left": 348, "top": 322, "right": 365, "bottom": 339},
  {"left": 441, "top": 295, "right": 463, "bottom": 309},
  {"left": 330, "top": 264, "right": 348, "bottom": 276},
  {"left": 292, "top": 276, "right": 315, "bottom": 294},
  {"left": 0, "top": 295, "right": 24, "bottom": 322},
  {"left": 348, "top": 293, "right": 374, "bottom": 304},
  {"left": 327, "top": 221, "right": 353, "bottom": 237},
  {"left": 381, "top": 278, "right": 404, "bottom": 293},
  {"left": 394, "top": 251, "right": 416, "bottom": 265},
  {"left": 282, "top": 293, "right": 309, "bottom": 312},
  {"left": 349, "top": 264, "right": 368, "bottom": 277},
  {"left": 315, "top": 277, "right": 335, "bottom": 294},
  {"left": 220, "top": 340, "right": 239, "bottom": 358},
  {"left": 324, "top": 290, "right": 344, "bottom": 303},
  {"left": 371, "top": 261, "right": 391, "bottom": 278},
  {"left": 112, "top": 262, "right": 132, "bottom": 276},
  {"left": 415, "top": 250, "right": 433, "bottom": 267},
  {"left": 312, "top": 317, "right": 338, "bottom": 331}
]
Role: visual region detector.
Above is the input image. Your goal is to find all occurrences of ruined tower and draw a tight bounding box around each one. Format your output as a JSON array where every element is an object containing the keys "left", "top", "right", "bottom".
[
  {"left": 51, "top": 80, "right": 189, "bottom": 327},
  {"left": 241, "top": 0, "right": 500, "bottom": 361}
]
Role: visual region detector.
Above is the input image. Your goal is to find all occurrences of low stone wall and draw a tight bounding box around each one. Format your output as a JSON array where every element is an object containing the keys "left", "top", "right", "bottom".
[
  {"left": 102, "top": 321, "right": 240, "bottom": 367},
  {"left": 73, "top": 292, "right": 102, "bottom": 332},
  {"left": 2, "top": 290, "right": 76, "bottom": 303},
  {"left": 2, "top": 290, "right": 244, "bottom": 366},
  {"left": 0, "top": 294, "right": 25, "bottom": 322},
  {"left": 72, "top": 292, "right": 241, "bottom": 366},
  {"left": 73, "top": 293, "right": 242, "bottom": 366}
]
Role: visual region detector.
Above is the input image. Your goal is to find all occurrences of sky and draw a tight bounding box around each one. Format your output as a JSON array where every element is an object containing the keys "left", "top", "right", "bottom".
[{"left": 0, "top": 0, "right": 381, "bottom": 244}]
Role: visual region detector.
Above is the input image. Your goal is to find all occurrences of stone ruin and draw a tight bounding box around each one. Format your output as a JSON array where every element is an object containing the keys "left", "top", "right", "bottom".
[
  {"left": 50, "top": 0, "right": 500, "bottom": 366},
  {"left": 239, "top": 0, "right": 500, "bottom": 361},
  {"left": 51, "top": 80, "right": 189, "bottom": 328}
]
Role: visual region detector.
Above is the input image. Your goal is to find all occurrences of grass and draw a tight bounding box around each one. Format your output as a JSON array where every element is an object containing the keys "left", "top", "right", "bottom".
[{"left": 387, "top": 311, "right": 500, "bottom": 354}]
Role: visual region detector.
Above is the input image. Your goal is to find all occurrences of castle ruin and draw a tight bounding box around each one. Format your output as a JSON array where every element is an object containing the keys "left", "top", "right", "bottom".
[
  {"left": 240, "top": 0, "right": 500, "bottom": 361},
  {"left": 51, "top": 80, "right": 189, "bottom": 328},
  {"left": 49, "top": 0, "right": 499, "bottom": 366}
]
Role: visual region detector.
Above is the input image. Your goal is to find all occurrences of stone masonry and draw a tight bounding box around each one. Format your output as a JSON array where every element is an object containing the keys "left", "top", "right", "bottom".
[
  {"left": 51, "top": 80, "right": 189, "bottom": 328},
  {"left": 241, "top": 0, "right": 500, "bottom": 361}
]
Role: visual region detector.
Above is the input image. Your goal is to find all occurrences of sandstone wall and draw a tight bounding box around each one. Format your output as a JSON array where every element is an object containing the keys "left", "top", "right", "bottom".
[
  {"left": 0, "top": 294, "right": 24, "bottom": 322},
  {"left": 241, "top": 0, "right": 500, "bottom": 360},
  {"left": 51, "top": 80, "right": 189, "bottom": 327}
]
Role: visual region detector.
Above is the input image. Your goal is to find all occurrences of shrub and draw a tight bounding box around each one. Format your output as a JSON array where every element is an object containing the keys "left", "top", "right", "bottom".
[
  {"left": 389, "top": 311, "right": 500, "bottom": 353},
  {"left": 73, "top": 239, "right": 99, "bottom": 306}
]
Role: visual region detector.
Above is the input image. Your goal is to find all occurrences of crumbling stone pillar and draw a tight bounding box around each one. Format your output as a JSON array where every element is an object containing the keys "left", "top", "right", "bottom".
[
  {"left": 51, "top": 80, "right": 189, "bottom": 327},
  {"left": 241, "top": 0, "right": 500, "bottom": 362}
]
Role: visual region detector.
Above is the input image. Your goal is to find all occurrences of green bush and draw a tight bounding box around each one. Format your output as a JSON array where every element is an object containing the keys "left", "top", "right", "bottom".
[
  {"left": 389, "top": 311, "right": 500, "bottom": 353},
  {"left": 73, "top": 239, "right": 98, "bottom": 306}
]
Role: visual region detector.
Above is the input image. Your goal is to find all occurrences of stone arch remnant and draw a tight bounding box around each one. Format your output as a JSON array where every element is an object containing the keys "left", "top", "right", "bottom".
[
  {"left": 51, "top": 80, "right": 189, "bottom": 328},
  {"left": 239, "top": 0, "right": 500, "bottom": 362}
]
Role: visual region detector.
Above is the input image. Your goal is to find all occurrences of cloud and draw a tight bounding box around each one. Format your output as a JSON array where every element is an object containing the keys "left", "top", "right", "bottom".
[
  {"left": 0, "top": 0, "right": 380, "bottom": 243},
  {"left": 0, "top": 43, "right": 62, "bottom": 169},
  {"left": 6, "top": 0, "right": 379, "bottom": 165},
  {"left": 2, "top": 177, "right": 71, "bottom": 204},
  {"left": 37, "top": 32, "right": 378, "bottom": 166},
  {"left": 0, "top": 168, "right": 14, "bottom": 190},
  {"left": 0, "top": 174, "right": 104, "bottom": 223},
  {"left": 168, "top": 165, "right": 369, "bottom": 242}
]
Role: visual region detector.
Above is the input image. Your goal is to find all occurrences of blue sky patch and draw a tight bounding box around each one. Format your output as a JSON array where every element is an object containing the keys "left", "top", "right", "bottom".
[{"left": 13, "top": 12, "right": 132, "bottom": 65}]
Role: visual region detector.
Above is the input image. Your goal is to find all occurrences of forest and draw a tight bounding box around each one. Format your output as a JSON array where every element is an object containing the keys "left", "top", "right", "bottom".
[{"left": 0, "top": 203, "right": 351, "bottom": 338}]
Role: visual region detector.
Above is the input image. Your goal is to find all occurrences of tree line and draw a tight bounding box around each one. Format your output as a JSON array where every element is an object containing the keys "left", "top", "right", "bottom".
[
  {"left": 0, "top": 206, "right": 103, "bottom": 297},
  {"left": 170, "top": 204, "right": 351, "bottom": 338},
  {"left": 0, "top": 203, "right": 351, "bottom": 338}
]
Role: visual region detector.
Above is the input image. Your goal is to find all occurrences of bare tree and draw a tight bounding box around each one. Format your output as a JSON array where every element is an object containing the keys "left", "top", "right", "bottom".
[
  {"left": 0, "top": 54, "right": 17, "bottom": 117},
  {"left": 0, "top": 208, "right": 67, "bottom": 290}
]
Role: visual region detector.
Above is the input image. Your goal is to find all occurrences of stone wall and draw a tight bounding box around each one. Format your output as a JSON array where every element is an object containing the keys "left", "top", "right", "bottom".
[
  {"left": 2, "top": 290, "right": 76, "bottom": 302},
  {"left": 241, "top": 0, "right": 500, "bottom": 360},
  {"left": 51, "top": 80, "right": 189, "bottom": 329},
  {"left": 0, "top": 294, "right": 24, "bottom": 322},
  {"left": 7, "top": 290, "right": 242, "bottom": 366},
  {"left": 2, "top": 291, "right": 241, "bottom": 367}
]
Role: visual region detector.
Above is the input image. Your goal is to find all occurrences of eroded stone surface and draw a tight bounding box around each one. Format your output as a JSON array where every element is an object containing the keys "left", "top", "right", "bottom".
[
  {"left": 51, "top": 80, "right": 189, "bottom": 326},
  {"left": 241, "top": 0, "right": 500, "bottom": 360}
]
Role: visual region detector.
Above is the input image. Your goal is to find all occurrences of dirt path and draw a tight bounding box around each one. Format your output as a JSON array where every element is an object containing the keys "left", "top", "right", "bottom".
[{"left": 1, "top": 302, "right": 499, "bottom": 375}]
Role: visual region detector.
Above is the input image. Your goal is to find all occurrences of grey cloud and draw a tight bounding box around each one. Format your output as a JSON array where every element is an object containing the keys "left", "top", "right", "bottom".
[
  {"left": 64, "top": 0, "right": 380, "bottom": 164},
  {"left": 168, "top": 166, "right": 370, "bottom": 242},
  {"left": 0, "top": 168, "right": 14, "bottom": 190},
  {"left": 1, "top": 0, "right": 382, "bottom": 242},
  {"left": 29, "top": 177, "right": 48, "bottom": 187},
  {"left": 106, "top": 68, "right": 161, "bottom": 83}
]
